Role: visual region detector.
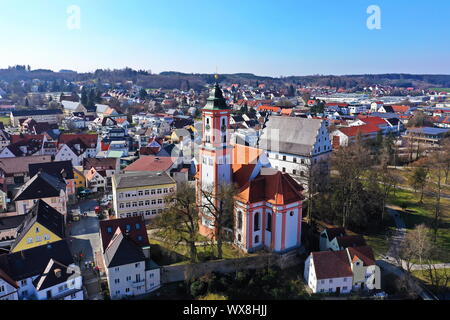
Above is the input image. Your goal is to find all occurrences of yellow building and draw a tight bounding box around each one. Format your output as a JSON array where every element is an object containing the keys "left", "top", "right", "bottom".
[
  {"left": 10, "top": 200, "right": 65, "bottom": 253},
  {"left": 73, "top": 166, "right": 86, "bottom": 190},
  {"left": 112, "top": 171, "right": 176, "bottom": 221}
]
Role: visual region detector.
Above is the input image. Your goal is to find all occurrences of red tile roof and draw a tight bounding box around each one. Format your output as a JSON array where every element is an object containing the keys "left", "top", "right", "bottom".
[
  {"left": 338, "top": 124, "right": 381, "bottom": 137},
  {"left": 236, "top": 168, "right": 304, "bottom": 205},
  {"left": 391, "top": 105, "right": 411, "bottom": 113},
  {"left": 257, "top": 105, "right": 281, "bottom": 113},
  {"left": 124, "top": 156, "right": 176, "bottom": 172},
  {"left": 99, "top": 216, "right": 149, "bottom": 252},
  {"left": 357, "top": 116, "right": 388, "bottom": 126},
  {"left": 347, "top": 246, "right": 376, "bottom": 266},
  {"left": 311, "top": 251, "right": 353, "bottom": 280}
]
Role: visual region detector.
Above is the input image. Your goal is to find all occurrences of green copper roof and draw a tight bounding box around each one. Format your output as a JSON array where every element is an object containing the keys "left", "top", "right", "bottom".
[{"left": 203, "top": 83, "right": 228, "bottom": 110}]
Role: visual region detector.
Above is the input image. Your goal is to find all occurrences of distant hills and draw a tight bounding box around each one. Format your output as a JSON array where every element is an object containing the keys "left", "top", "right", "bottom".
[{"left": 1, "top": 67, "right": 450, "bottom": 90}]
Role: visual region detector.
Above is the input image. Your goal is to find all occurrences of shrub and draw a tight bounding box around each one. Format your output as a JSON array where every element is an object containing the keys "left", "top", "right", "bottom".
[{"left": 190, "top": 280, "right": 207, "bottom": 298}]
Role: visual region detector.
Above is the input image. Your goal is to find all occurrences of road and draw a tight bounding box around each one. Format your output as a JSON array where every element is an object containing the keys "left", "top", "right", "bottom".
[
  {"left": 378, "top": 205, "right": 448, "bottom": 300},
  {"left": 67, "top": 199, "right": 103, "bottom": 300}
]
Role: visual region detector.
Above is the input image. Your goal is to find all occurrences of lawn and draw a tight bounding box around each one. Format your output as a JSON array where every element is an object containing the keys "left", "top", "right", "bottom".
[
  {"left": 363, "top": 213, "right": 396, "bottom": 259},
  {"left": 0, "top": 116, "right": 11, "bottom": 126},
  {"left": 149, "top": 238, "right": 248, "bottom": 266},
  {"left": 411, "top": 268, "right": 450, "bottom": 289},
  {"left": 429, "top": 88, "right": 450, "bottom": 93},
  {"left": 387, "top": 188, "right": 450, "bottom": 263}
]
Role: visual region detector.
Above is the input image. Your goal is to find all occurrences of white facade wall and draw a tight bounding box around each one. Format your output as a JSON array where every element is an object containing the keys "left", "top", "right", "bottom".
[
  {"left": 145, "top": 268, "right": 161, "bottom": 292},
  {"left": 107, "top": 261, "right": 147, "bottom": 300},
  {"left": 305, "top": 256, "right": 352, "bottom": 294},
  {"left": 35, "top": 274, "right": 83, "bottom": 300},
  {"left": 0, "top": 279, "right": 18, "bottom": 300}
]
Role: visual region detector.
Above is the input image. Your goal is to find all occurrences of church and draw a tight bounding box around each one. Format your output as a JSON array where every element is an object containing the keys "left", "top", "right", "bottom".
[{"left": 196, "top": 80, "right": 304, "bottom": 253}]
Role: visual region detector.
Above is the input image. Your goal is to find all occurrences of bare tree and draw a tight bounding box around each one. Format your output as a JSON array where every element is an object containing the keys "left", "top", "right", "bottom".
[
  {"left": 200, "top": 183, "right": 237, "bottom": 259},
  {"left": 153, "top": 183, "right": 199, "bottom": 263},
  {"left": 331, "top": 137, "right": 370, "bottom": 228}
]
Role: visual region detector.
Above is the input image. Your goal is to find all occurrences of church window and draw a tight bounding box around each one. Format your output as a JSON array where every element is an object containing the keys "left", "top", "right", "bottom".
[
  {"left": 237, "top": 234, "right": 241, "bottom": 242},
  {"left": 266, "top": 212, "right": 272, "bottom": 232},
  {"left": 290, "top": 211, "right": 294, "bottom": 217},
  {"left": 254, "top": 212, "right": 260, "bottom": 231},
  {"left": 255, "top": 235, "right": 259, "bottom": 244},
  {"left": 237, "top": 211, "right": 242, "bottom": 230}
]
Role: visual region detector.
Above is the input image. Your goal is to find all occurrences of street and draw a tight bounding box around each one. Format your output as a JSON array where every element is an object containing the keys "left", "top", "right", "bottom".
[{"left": 67, "top": 199, "right": 104, "bottom": 300}]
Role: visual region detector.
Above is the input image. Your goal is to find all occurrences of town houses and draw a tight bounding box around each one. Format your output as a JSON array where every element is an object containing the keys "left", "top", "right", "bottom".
[{"left": 0, "top": 67, "right": 448, "bottom": 302}]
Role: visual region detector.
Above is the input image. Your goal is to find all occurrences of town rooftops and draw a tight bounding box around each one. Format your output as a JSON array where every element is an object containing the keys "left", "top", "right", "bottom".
[
  {"left": 124, "top": 156, "right": 177, "bottom": 172},
  {"left": 0, "top": 240, "right": 74, "bottom": 281},
  {"left": 407, "top": 127, "right": 450, "bottom": 136},
  {"left": 29, "top": 160, "right": 74, "bottom": 180},
  {"left": 259, "top": 116, "right": 324, "bottom": 156},
  {"left": 11, "top": 200, "right": 65, "bottom": 251},
  {"left": 32, "top": 258, "right": 80, "bottom": 291},
  {"left": 347, "top": 246, "right": 376, "bottom": 266},
  {"left": 0, "top": 155, "right": 52, "bottom": 175},
  {"left": 114, "top": 171, "right": 175, "bottom": 189},
  {"left": 337, "top": 124, "right": 381, "bottom": 137},
  {"left": 99, "top": 216, "right": 149, "bottom": 252},
  {"left": 11, "top": 109, "right": 63, "bottom": 117},
  {"left": 14, "top": 172, "right": 67, "bottom": 201},
  {"left": 83, "top": 157, "right": 118, "bottom": 170},
  {"left": 336, "top": 235, "right": 367, "bottom": 249},
  {"left": 0, "top": 214, "right": 26, "bottom": 232},
  {"left": 323, "top": 227, "right": 346, "bottom": 241},
  {"left": 311, "top": 250, "right": 353, "bottom": 280},
  {"left": 103, "top": 228, "right": 146, "bottom": 268}
]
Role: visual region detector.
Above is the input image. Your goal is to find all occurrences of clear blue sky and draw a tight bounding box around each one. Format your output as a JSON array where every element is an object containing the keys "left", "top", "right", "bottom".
[{"left": 1, "top": 0, "right": 450, "bottom": 76}]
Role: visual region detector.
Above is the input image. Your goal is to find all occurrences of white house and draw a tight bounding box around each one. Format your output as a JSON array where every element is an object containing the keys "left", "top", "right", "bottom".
[
  {"left": 101, "top": 226, "right": 160, "bottom": 300},
  {"left": 304, "top": 246, "right": 381, "bottom": 294},
  {"left": 258, "top": 116, "right": 332, "bottom": 187},
  {"left": 0, "top": 240, "right": 84, "bottom": 300}
]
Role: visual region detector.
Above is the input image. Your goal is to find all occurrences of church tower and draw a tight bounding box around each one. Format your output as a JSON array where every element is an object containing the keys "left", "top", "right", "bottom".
[{"left": 197, "top": 79, "right": 233, "bottom": 237}]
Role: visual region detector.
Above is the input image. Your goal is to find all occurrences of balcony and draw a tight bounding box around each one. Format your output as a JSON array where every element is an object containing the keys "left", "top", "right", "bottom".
[{"left": 131, "top": 279, "right": 145, "bottom": 288}]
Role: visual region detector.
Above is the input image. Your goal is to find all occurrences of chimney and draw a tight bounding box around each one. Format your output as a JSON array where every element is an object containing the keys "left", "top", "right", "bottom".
[{"left": 54, "top": 268, "right": 62, "bottom": 278}]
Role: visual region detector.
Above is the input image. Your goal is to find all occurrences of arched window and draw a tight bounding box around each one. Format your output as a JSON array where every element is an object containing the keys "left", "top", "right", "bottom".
[
  {"left": 222, "top": 118, "right": 226, "bottom": 126},
  {"left": 237, "top": 234, "right": 241, "bottom": 242},
  {"left": 254, "top": 212, "right": 260, "bottom": 231},
  {"left": 237, "top": 211, "right": 242, "bottom": 230},
  {"left": 255, "top": 235, "right": 259, "bottom": 244},
  {"left": 266, "top": 212, "right": 272, "bottom": 232},
  {"left": 206, "top": 118, "right": 210, "bottom": 125}
]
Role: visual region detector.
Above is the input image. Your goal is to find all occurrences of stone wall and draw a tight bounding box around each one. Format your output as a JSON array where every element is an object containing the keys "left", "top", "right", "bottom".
[{"left": 160, "top": 249, "right": 303, "bottom": 284}]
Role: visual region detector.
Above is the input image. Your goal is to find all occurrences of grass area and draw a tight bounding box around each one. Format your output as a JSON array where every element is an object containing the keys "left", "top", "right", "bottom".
[
  {"left": 411, "top": 269, "right": 450, "bottom": 289},
  {"left": 387, "top": 188, "right": 450, "bottom": 263},
  {"left": 0, "top": 116, "right": 11, "bottom": 126},
  {"left": 149, "top": 238, "right": 247, "bottom": 266},
  {"left": 429, "top": 88, "right": 450, "bottom": 93},
  {"left": 363, "top": 213, "right": 396, "bottom": 258},
  {"left": 198, "top": 293, "right": 228, "bottom": 300}
]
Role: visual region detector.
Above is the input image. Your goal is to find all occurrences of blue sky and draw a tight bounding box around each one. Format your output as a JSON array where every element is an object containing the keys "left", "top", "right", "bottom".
[{"left": 0, "top": 0, "right": 449, "bottom": 76}]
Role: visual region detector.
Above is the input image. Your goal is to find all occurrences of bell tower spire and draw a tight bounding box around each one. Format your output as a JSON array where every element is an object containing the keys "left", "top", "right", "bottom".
[{"left": 197, "top": 80, "right": 233, "bottom": 237}]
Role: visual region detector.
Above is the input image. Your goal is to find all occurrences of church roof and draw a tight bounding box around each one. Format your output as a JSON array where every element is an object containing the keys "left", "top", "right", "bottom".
[
  {"left": 203, "top": 83, "right": 228, "bottom": 110},
  {"left": 235, "top": 168, "right": 304, "bottom": 205}
]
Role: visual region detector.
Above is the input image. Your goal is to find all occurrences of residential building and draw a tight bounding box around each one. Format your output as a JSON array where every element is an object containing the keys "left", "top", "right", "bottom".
[
  {"left": 258, "top": 116, "right": 332, "bottom": 187},
  {"left": 99, "top": 217, "right": 160, "bottom": 300},
  {"left": 0, "top": 155, "right": 52, "bottom": 186},
  {"left": 112, "top": 171, "right": 176, "bottom": 220},
  {"left": 0, "top": 240, "right": 83, "bottom": 300},
  {"left": 28, "top": 160, "right": 76, "bottom": 197},
  {"left": 9, "top": 200, "right": 65, "bottom": 253},
  {"left": 13, "top": 172, "right": 68, "bottom": 216},
  {"left": 304, "top": 246, "right": 381, "bottom": 294},
  {"left": 10, "top": 109, "right": 63, "bottom": 127},
  {"left": 319, "top": 227, "right": 367, "bottom": 251}
]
